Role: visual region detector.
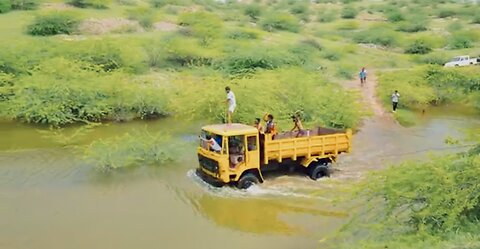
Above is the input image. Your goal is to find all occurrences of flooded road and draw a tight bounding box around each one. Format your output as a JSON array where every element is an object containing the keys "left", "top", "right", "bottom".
[{"left": 0, "top": 108, "right": 478, "bottom": 249}]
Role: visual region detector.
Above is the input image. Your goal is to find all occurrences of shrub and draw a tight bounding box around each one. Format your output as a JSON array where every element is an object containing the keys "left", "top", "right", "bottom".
[
  {"left": 244, "top": 4, "right": 261, "bottom": 20},
  {"left": 260, "top": 12, "right": 300, "bottom": 32},
  {"left": 404, "top": 40, "right": 432, "bottom": 54},
  {"left": 27, "top": 12, "right": 80, "bottom": 36},
  {"left": 126, "top": 7, "right": 155, "bottom": 29},
  {"left": 448, "top": 34, "right": 473, "bottom": 49},
  {"left": 299, "top": 38, "right": 323, "bottom": 51},
  {"left": 336, "top": 20, "right": 359, "bottom": 30},
  {"left": 219, "top": 47, "right": 298, "bottom": 75},
  {"left": 437, "top": 8, "right": 456, "bottom": 18},
  {"left": 353, "top": 27, "right": 398, "bottom": 47},
  {"left": 472, "top": 13, "right": 480, "bottom": 24},
  {"left": 290, "top": 3, "right": 308, "bottom": 15},
  {"left": 322, "top": 50, "right": 340, "bottom": 61},
  {"left": 7, "top": 58, "right": 168, "bottom": 126},
  {"left": 317, "top": 11, "right": 337, "bottom": 23},
  {"left": 226, "top": 28, "right": 259, "bottom": 40},
  {"left": 11, "top": 0, "right": 38, "bottom": 10},
  {"left": 0, "top": 0, "right": 11, "bottom": 13},
  {"left": 178, "top": 11, "right": 224, "bottom": 45},
  {"left": 163, "top": 36, "right": 218, "bottom": 67},
  {"left": 386, "top": 10, "right": 404, "bottom": 22},
  {"left": 85, "top": 131, "right": 175, "bottom": 171},
  {"left": 68, "top": 0, "right": 111, "bottom": 9},
  {"left": 417, "top": 53, "right": 449, "bottom": 65},
  {"left": 336, "top": 66, "right": 353, "bottom": 79},
  {"left": 341, "top": 5, "right": 358, "bottom": 19},
  {"left": 170, "top": 68, "right": 363, "bottom": 128},
  {"left": 396, "top": 20, "right": 428, "bottom": 32}
]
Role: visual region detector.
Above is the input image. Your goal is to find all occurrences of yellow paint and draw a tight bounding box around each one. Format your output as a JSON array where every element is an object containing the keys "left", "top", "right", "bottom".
[{"left": 198, "top": 123, "right": 352, "bottom": 185}]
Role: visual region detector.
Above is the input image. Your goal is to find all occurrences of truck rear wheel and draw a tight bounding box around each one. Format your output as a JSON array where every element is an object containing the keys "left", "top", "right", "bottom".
[
  {"left": 237, "top": 173, "right": 260, "bottom": 189},
  {"left": 308, "top": 162, "right": 330, "bottom": 180}
]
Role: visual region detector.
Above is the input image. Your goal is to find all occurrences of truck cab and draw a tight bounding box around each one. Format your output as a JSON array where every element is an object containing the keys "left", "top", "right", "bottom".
[
  {"left": 197, "top": 123, "right": 261, "bottom": 188},
  {"left": 197, "top": 123, "right": 352, "bottom": 189}
]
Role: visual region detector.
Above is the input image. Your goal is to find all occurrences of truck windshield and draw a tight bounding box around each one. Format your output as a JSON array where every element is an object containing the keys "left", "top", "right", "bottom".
[{"left": 199, "top": 130, "right": 223, "bottom": 153}]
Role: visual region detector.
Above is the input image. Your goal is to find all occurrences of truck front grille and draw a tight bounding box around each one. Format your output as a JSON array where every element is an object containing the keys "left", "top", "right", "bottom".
[{"left": 198, "top": 154, "right": 219, "bottom": 174}]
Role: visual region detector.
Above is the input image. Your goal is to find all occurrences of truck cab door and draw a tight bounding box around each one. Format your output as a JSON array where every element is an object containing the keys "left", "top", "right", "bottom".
[{"left": 245, "top": 135, "right": 260, "bottom": 170}]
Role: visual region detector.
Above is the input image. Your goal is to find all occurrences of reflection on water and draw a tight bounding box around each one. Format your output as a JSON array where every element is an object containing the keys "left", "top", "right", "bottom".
[{"left": 0, "top": 109, "right": 478, "bottom": 249}]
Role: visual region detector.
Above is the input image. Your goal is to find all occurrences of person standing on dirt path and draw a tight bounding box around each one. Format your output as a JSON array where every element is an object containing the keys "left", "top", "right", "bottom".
[
  {"left": 225, "top": 86, "right": 236, "bottom": 124},
  {"left": 359, "top": 67, "right": 367, "bottom": 87},
  {"left": 391, "top": 90, "right": 400, "bottom": 112}
]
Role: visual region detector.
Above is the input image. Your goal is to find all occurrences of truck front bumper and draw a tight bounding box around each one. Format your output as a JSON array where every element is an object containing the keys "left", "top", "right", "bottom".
[{"left": 196, "top": 168, "right": 225, "bottom": 187}]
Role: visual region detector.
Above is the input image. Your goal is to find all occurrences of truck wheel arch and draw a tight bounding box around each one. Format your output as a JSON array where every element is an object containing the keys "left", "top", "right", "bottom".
[
  {"left": 237, "top": 169, "right": 263, "bottom": 189},
  {"left": 308, "top": 159, "right": 332, "bottom": 180}
]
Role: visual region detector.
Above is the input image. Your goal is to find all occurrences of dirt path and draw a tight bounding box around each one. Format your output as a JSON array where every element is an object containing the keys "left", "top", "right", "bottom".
[{"left": 343, "top": 70, "right": 394, "bottom": 121}]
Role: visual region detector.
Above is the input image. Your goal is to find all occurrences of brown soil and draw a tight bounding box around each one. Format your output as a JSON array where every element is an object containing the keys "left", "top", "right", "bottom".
[{"left": 153, "top": 22, "right": 178, "bottom": 32}]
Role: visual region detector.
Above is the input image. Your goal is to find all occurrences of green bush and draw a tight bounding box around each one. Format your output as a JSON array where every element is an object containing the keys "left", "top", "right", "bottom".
[
  {"left": 68, "top": 0, "right": 111, "bottom": 8},
  {"left": 126, "top": 7, "right": 156, "bottom": 29},
  {"left": 178, "top": 11, "right": 224, "bottom": 45},
  {"left": 290, "top": 2, "right": 308, "bottom": 15},
  {"left": 353, "top": 27, "right": 398, "bottom": 47},
  {"left": 170, "top": 68, "right": 363, "bottom": 129},
  {"left": 404, "top": 40, "right": 432, "bottom": 54},
  {"left": 0, "top": 0, "right": 12, "bottom": 13},
  {"left": 226, "top": 28, "right": 259, "bottom": 40},
  {"left": 219, "top": 47, "right": 298, "bottom": 75},
  {"left": 85, "top": 130, "right": 175, "bottom": 171},
  {"left": 317, "top": 11, "right": 337, "bottom": 23},
  {"left": 472, "top": 13, "right": 480, "bottom": 24},
  {"left": 27, "top": 12, "right": 80, "bottom": 36},
  {"left": 163, "top": 36, "right": 218, "bottom": 67},
  {"left": 417, "top": 53, "right": 449, "bottom": 65},
  {"left": 341, "top": 5, "right": 358, "bottom": 19},
  {"left": 336, "top": 147, "right": 480, "bottom": 248},
  {"left": 11, "top": 0, "right": 38, "bottom": 10},
  {"left": 260, "top": 12, "right": 300, "bottom": 32},
  {"left": 7, "top": 58, "right": 168, "bottom": 126},
  {"left": 437, "top": 8, "right": 456, "bottom": 18},
  {"left": 448, "top": 34, "right": 473, "bottom": 49},
  {"left": 396, "top": 20, "right": 428, "bottom": 32},
  {"left": 386, "top": 10, "right": 404, "bottom": 22},
  {"left": 244, "top": 4, "right": 261, "bottom": 20},
  {"left": 322, "top": 50, "right": 340, "bottom": 61}
]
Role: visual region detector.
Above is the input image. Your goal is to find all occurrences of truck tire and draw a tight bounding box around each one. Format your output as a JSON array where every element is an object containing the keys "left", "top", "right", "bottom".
[
  {"left": 308, "top": 162, "right": 330, "bottom": 180},
  {"left": 237, "top": 173, "right": 260, "bottom": 189}
]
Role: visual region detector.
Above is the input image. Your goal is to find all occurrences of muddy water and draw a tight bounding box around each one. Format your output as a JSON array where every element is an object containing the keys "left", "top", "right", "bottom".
[{"left": 0, "top": 109, "right": 478, "bottom": 249}]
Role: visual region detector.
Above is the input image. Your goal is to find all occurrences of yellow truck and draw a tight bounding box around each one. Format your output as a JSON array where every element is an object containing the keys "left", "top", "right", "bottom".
[{"left": 196, "top": 123, "right": 352, "bottom": 189}]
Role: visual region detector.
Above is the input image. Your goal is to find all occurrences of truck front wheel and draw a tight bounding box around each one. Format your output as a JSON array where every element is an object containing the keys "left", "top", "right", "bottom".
[
  {"left": 308, "top": 162, "right": 330, "bottom": 180},
  {"left": 237, "top": 173, "right": 260, "bottom": 189}
]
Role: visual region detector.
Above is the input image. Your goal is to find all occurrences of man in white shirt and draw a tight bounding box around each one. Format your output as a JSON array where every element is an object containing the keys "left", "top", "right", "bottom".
[
  {"left": 200, "top": 135, "right": 222, "bottom": 153},
  {"left": 391, "top": 90, "right": 400, "bottom": 112},
  {"left": 225, "top": 86, "right": 236, "bottom": 124}
]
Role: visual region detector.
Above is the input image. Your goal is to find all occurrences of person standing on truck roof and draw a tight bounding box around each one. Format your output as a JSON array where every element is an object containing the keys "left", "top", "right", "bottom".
[
  {"left": 199, "top": 135, "right": 222, "bottom": 153},
  {"left": 290, "top": 113, "right": 305, "bottom": 137},
  {"left": 254, "top": 118, "right": 263, "bottom": 132},
  {"left": 263, "top": 113, "right": 277, "bottom": 137},
  {"left": 359, "top": 67, "right": 367, "bottom": 87},
  {"left": 225, "top": 86, "right": 236, "bottom": 124},
  {"left": 391, "top": 90, "right": 400, "bottom": 113}
]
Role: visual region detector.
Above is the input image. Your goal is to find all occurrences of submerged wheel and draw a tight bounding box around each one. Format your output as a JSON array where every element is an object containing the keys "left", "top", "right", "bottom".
[
  {"left": 237, "top": 173, "right": 260, "bottom": 189},
  {"left": 308, "top": 162, "right": 330, "bottom": 180}
]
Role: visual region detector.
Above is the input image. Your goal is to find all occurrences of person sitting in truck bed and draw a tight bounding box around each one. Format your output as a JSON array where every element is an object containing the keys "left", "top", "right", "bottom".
[
  {"left": 263, "top": 113, "right": 277, "bottom": 138},
  {"left": 253, "top": 118, "right": 263, "bottom": 133},
  {"left": 199, "top": 135, "right": 222, "bottom": 153},
  {"left": 290, "top": 113, "right": 305, "bottom": 137}
]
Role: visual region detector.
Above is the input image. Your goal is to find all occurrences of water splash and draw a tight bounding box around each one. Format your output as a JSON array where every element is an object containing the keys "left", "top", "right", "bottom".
[{"left": 186, "top": 169, "right": 331, "bottom": 201}]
